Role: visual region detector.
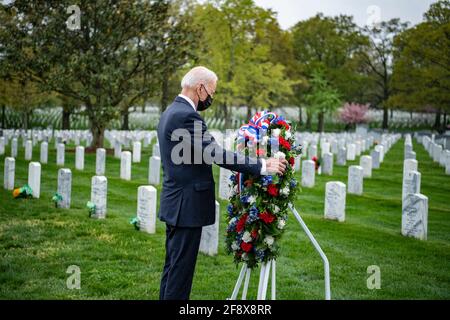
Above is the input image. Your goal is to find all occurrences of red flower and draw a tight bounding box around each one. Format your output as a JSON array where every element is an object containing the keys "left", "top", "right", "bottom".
[
  {"left": 236, "top": 214, "right": 248, "bottom": 233},
  {"left": 260, "top": 211, "right": 276, "bottom": 224},
  {"left": 279, "top": 136, "right": 291, "bottom": 151},
  {"left": 256, "top": 148, "right": 266, "bottom": 156},
  {"left": 267, "top": 184, "right": 279, "bottom": 197},
  {"left": 278, "top": 120, "right": 290, "bottom": 130},
  {"left": 289, "top": 157, "right": 295, "bottom": 166},
  {"left": 251, "top": 229, "right": 259, "bottom": 239},
  {"left": 241, "top": 242, "right": 253, "bottom": 252}
]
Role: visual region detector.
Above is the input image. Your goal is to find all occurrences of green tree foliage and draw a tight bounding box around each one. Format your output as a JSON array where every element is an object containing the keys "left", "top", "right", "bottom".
[
  {"left": 291, "top": 14, "right": 367, "bottom": 130},
  {"left": 192, "top": 0, "right": 295, "bottom": 126},
  {"left": 361, "top": 19, "right": 409, "bottom": 129},
  {"left": 390, "top": 0, "right": 450, "bottom": 132},
  {"left": 0, "top": 0, "right": 191, "bottom": 147},
  {"left": 304, "top": 70, "right": 342, "bottom": 132}
]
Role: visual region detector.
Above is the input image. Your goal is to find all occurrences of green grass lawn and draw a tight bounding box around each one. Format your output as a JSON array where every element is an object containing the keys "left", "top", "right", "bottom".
[{"left": 0, "top": 138, "right": 449, "bottom": 300}]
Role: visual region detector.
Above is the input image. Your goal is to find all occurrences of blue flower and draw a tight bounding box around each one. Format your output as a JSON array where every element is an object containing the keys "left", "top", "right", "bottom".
[
  {"left": 290, "top": 179, "right": 297, "bottom": 188},
  {"left": 247, "top": 205, "right": 259, "bottom": 224},
  {"left": 227, "top": 204, "right": 234, "bottom": 217},
  {"left": 229, "top": 174, "right": 236, "bottom": 184},
  {"left": 240, "top": 195, "right": 250, "bottom": 204},
  {"left": 262, "top": 175, "right": 273, "bottom": 187},
  {"left": 255, "top": 249, "right": 265, "bottom": 261}
]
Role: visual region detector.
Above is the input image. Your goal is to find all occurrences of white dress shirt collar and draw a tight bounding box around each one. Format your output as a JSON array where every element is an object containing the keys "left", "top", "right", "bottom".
[{"left": 178, "top": 94, "right": 196, "bottom": 112}]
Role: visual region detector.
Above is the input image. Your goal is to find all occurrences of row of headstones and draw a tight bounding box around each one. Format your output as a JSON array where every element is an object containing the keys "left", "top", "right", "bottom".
[
  {"left": 2, "top": 157, "right": 217, "bottom": 256},
  {"left": 322, "top": 134, "right": 401, "bottom": 222},
  {"left": 0, "top": 129, "right": 159, "bottom": 157},
  {"left": 419, "top": 134, "right": 450, "bottom": 175},
  {"left": 300, "top": 135, "right": 394, "bottom": 189},
  {"left": 401, "top": 137, "right": 427, "bottom": 240},
  {"left": 1, "top": 136, "right": 162, "bottom": 185}
]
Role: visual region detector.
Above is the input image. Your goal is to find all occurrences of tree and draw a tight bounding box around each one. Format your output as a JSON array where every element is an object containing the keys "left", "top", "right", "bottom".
[
  {"left": 389, "top": 0, "right": 450, "bottom": 132},
  {"left": 304, "top": 70, "right": 342, "bottom": 132},
  {"left": 192, "top": 0, "right": 295, "bottom": 127},
  {"left": 0, "top": 0, "right": 182, "bottom": 147},
  {"left": 361, "top": 19, "right": 409, "bottom": 130},
  {"left": 291, "top": 14, "right": 368, "bottom": 130}
]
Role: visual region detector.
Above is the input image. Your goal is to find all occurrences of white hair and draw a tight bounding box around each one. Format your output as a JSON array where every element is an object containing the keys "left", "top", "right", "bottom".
[{"left": 181, "top": 66, "right": 218, "bottom": 89}]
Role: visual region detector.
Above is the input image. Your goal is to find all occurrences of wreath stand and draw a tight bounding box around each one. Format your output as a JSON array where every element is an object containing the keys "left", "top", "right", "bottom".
[{"left": 228, "top": 203, "right": 331, "bottom": 300}]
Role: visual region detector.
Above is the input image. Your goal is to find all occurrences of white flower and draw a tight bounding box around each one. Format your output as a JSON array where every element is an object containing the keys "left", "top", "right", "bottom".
[
  {"left": 229, "top": 217, "right": 237, "bottom": 225},
  {"left": 248, "top": 196, "right": 256, "bottom": 204},
  {"left": 272, "top": 128, "right": 281, "bottom": 137},
  {"left": 285, "top": 131, "right": 292, "bottom": 139},
  {"left": 274, "top": 151, "right": 286, "bottom": 159},
  {"left": 231, "top": 241, "right": 240, "bottom": 251},
  {"left": 262, "top": 136, "right": 269, "bottom": 145},
  {"left": 280, "top": 186, "right": 290, "bottom": 196},
  {"left": 264, "top": 235, "right": 274, "bottom": 247},
  {"left": 242, "top": 253, "right": 249, "bottom": 261},
  {"left": 277, "top": 219, "right": 286, "bottom": 230},
  {"left": 242, "top": 231, "right": 252, "bottom": 243},
  {"left": 273, "top": 205, "right": 280, "bottom": 214}
]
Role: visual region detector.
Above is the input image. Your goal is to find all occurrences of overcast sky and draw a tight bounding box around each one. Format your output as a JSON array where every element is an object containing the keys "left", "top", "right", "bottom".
[{"left": 254, "top": 0, "right": 437, "bottom": 29}]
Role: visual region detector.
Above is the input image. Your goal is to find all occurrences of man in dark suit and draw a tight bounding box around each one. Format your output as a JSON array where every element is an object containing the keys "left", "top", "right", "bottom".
[{"left": 157, "top": 66, "right": 287, "bottom": 300}]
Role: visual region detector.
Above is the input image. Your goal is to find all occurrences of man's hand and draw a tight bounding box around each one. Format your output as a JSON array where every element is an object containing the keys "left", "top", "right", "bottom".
[{"left": 265, "top": 158, "right": 288, "bottom": 175}]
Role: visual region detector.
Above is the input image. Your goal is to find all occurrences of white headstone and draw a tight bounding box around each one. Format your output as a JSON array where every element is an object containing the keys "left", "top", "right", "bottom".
[
  {"left": 91, "top": 176, "right": 107, "bottom": 219},
  {"left": 4, "top": 157, "right": 15, "bottom": 190},
  {"left": 324, "top": 181, "right": 346, "bottom": 222},
  {"left": 360, "top": 155, "right": 372, "bottom": 178},
  {"left": 75, "top": 146, "right": 85, "bottom": 170},
  {"left": 445, "top": 151, "right": 450, "bottom": 175},
  {"left": 28, "top": 162, "right": 41, "bottom": 198},
  {"left": 322, "top": 152, "right": 333, "bottom": 175},
  {"left": 301, "top": 160, "right": 315, "bottom": 188},
  {"left": 0, "top": 137, "right": 5, "bottom": 155},
  {"left": 57, "top": 168, "right": 72, "bottom": 209},
  {"left": 371, "top": 150, "right": 380, "bottom": 169},
  {"left": 337, "top": 147, "right": 346, "bottom": 166},
  {"left": 346, "top": 144, "right": 356, "bottom": 161},
  {"left": 348, "top": 165, "right": 363, "bottom": 195},
  {"left": 11, "top": 137, "right": 18, "bottom": 158},
  {"left": 321, "top": 142, "right": 330, "bottom": 157},
  {"left": 403, "top": 159, "right": 418, "bottom": 176},
  {"left": 402, "top": 170, "right": 421, "bottom": 202},
  {"left": 219, "top": 167, "right": 232, "bottom": 200},
  {"left": 402, "top": 193, "right": 428, "bottom": 240},
  {"left": 120, "top": 151, "right": 132, "bottom": 180},
  {"left": 114, "top": 141, "right": 122, "bottom": 159},
  {"left": 199, "top": 201, "right": 220, "bottom": 256},
  {"left": 375, "top": 145, "right": 385, "bottom": 163},
  {"left": 56, "top": 143, "right": 65, "bottom": 166},
  {"left": 148, "top": 156, "right": 161, "bottom": 185},
  {"left": 40, "top": 142, "right": 48, "bottom": 164},
  {"left": 294, "top": 155, "right": 301, "bottom": 172},
  {"left": 308, "top": 145, "right": 317, "bottom": 159},
  {"left": 355, "top": 141, "right": 361, "bottom": 156},
  {"left": 137, "top": 186, "right": 157, "bottom": 234},
  {"left": 95, "top": 148, "right": 106, "bottom": 175},
  {"left": 133, "top": 141, "right": 141, "bottom": 163},
  {"left": 152, "top": 143, "right": 160, "bottom": 157},
  {"left": 25, "top": 140, "right": 32, "bottom": 160}
]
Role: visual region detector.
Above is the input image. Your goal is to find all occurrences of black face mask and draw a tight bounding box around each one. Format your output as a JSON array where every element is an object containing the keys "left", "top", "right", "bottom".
[{"left": 197, "top": 85, "right": 214, "bottom": 111}]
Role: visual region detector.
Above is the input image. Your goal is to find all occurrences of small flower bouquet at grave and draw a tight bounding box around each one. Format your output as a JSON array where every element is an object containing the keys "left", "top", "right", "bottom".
[
  {"left": 52, "top": 193, "right": 63, "bottom": 208},
  {"left": 225, "top": 111, "right": 302, "bottom": 269},
  {"left": 12, "top": 184, "right": 33, "bottom": 199},
  {"left": 86, "top": 201, "right": 96, "bottom": 217},
  {"left": 312, "top": 156, "right": 321, "bottom": 172},
  {"left": 129, "top": 217, "right": 140, "bottom": 231}
]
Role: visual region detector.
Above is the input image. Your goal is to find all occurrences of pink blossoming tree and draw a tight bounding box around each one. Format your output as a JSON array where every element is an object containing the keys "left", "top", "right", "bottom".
[{"left": 339, "top": 103, "right": 370, "bottom": 128}]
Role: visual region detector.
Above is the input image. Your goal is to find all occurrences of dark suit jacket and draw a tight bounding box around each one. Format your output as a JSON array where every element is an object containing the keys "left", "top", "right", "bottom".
[{"left": 157, "top": 96, "right": 262, "bottom": 227}]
